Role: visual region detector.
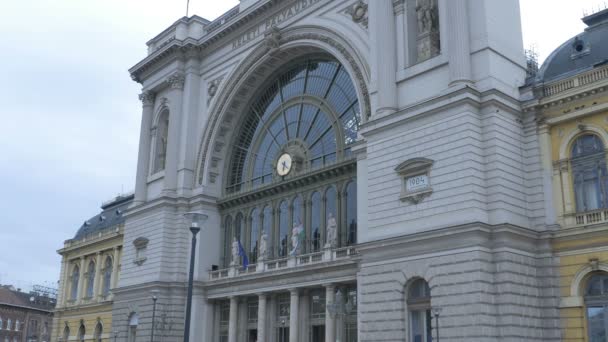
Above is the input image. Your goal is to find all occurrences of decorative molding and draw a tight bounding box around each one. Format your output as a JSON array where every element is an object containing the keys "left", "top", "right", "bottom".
[
  {"left": 207, "top": 76, "right": 224, "bottom": 104},
  {"left": 264, "top": 26, "right": 282, "bottom": 54},
  {"left": 395, "top": 158, "right": 434, "bottom": 204},
  {"left": 133, "top": 237, "right": 149, "bottom": 266},
  {"left": 196, "top": 31, "right": 371, "bottom": 186},
  {"left": 138, "top": 91, "right": 155, "bottom": 106},
  {"left": 345, "top": 1, "right": 368, "bottom": 28},
  {"left": 166, "top": 73, "right": 186, "bottom": 90}
]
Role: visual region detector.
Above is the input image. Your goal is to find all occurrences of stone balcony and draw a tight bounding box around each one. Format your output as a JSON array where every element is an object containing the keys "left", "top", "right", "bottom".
[
  {"left": 208, "top": 246, "right": 359, "bottom": 281},
  {"left": 569, "top": 208, "right": 608, "bottom": 226}
]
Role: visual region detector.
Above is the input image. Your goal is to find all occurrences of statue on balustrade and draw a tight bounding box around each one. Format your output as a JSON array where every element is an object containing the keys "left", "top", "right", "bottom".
[{"left": 325, "top": 212, "right": 337, "bottom": 248}]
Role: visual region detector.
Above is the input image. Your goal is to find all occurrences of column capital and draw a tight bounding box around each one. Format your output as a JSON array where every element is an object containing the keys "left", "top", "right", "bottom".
[
  {"left": 323, "top": 283, "right": 336, "bottom": 289},
  {"left": 139, "top": 91, "right": 155, "bottom": 107},
  {"left": 289, "top": 288, "right": 299, "bottom": 295},
  {"left": 256, "top": 292, "right": 267, "bottom": 299},
  {"left": 167, "top": 73, "right": 186, "bottom": 89}
]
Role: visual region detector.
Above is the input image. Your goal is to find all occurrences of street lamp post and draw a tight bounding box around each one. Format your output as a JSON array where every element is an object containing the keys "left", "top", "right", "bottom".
[
  {"left": 432, "top": 307, "right": 442, "bottom": 342},
  {"left": 113, "top": 331, "right": 118, "bottom": 342},
  {"left": 183, "top": 212, "right": 208, "bottom": 342},
  {"left": 151, "top": 295, "right": 158, "bottom": 342}
]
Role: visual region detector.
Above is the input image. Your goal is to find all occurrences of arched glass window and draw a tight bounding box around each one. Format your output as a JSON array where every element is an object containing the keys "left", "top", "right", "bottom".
[
  {"left": 15, "top": 320, "right": 19, "bottom": 331},
  {"left": 102, "top": 257, "right": 112, "bottom": 296},
  {"left": 585, "top": 273, "right": 608, "bottom": 340},
  {"left": 250, "top": 208, "right": 260, "bottom": 263},
  {"left": 94, "top": 322, "right": 102, "bottom": 342},
  {"left": 128, "top": 313, "right": 138, "bottom": 342},
  {"left": 70, "top": 265, "right": 80, "bottom": 301},
  {"left": 86, "top": 261, "right": 95, "bottom": 298},
  {"left": 6, "top": 319, "right": 10, "bottom": 331},
  {"left": 226, "top": 59, "right": 361, "bottom": 193},
  {"left": 408, "top": 279, "right": 432, "bottom": 342},
  {"left": 78, "top": 324, "right": 85, "bottom": 342},
  {"left": 278, "top": 201, "right": 289, "bottom": 257},
  {"left": 234, "top": 213, "right": 243, "bottom": 242},
  {"left": 325, "top": 186, "right": 337, "bottom": 245},
  {"left": 222, "top": 216, "right": 233, "bottom": 267},
  {"left": 63, "top": 326, "right": 70, "bottom": 341},
  {"left": 262, "top": 206, "right": 272, "bottom": 237},
  {"left": 311, "top": 192, "right": 322, "bottom": 252},
  {"left": 153, "top": 110, "right": 169, "bottom": 173},
  {"left": 345, "top": 181, "right": 357, "bottom": 246},
  {"left": 572, "top": 134, "right": 608, "bottom": 212}
]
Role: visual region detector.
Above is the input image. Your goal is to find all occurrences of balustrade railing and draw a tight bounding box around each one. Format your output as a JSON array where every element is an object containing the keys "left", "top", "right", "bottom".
[{"left": 208, "top": 247, "right": 358, "bottom": 280}]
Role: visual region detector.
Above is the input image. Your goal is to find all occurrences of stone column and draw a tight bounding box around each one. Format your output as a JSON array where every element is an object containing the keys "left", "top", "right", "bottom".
[
  {"left": 289, "top": 289, "right": 299, "bottom": 342},
  {"left": 77, "top": 257, "right": 86, "bottom": 302},
  {"left": 257, "top": 294, "right": 267, "bottom": 342},
  {"left": 163, "top": 73, "right": 185, "bottom": 193},
  {"left": 93, "top": 252, "right": 103, "bottom": 300},
  {"left": 324, "top": 284, "right": 336, "bottom": 342},
  {"left": 134, "top": 91, "right": 155, "bottom": 204},
  {"left": 58, "top": 257, "right": 69, "bottom": 307},
  {"left": 369, "top": 0, "right": 398, "bottom": 115},
  {"left": 177, "top": 52, "right": 201, "bottom": 192},
  {"left": 228, "top": 297, "right": 238, "bottom": 342},
  {"left": 447, "top": 0, "right": 472, "bottom": 85},
  {"left": 110, "top": 247, "right": 120, "bottom": 292},
  {"left": 538, "top": 122, "right": 557, "bottom": 225}
]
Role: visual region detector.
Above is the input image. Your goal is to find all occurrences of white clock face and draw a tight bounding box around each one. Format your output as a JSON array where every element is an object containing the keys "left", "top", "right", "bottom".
[{"left": 277, "top": 153, "right": 293, "bottom": 176}]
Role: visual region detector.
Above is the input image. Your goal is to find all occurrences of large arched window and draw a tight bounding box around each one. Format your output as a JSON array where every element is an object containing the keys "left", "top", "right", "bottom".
[
  {"left": 278, "top": 201, "right": 289, "bottom": 258},
  {"left": 234, "top": 213, "right": 244, "bottom": 242},
  {"left": 311, "top": 192, "right": 322, "bottom": 252},
  {"left": 128, "top": 313, "right": 138, "bottom": 342},
  {"left": 220, "top": 57, "right": 359, "bottom": 264},
  {"left": 153, "top": 110, "right": 169, "bottom": 174},
  {"left": 408, "top": 279, "right": 432, "bottom": 342},
  {"left": 94, "top": 322, "right": 102, "bottom": 342},
  {"left": 102, "top": 257, "right": 112, "bottom": 296},
  {"left": 78, "top": 324, "right": 85, "bottom": 342},
  {"left": 345, "top": 181, "right": 357, "bottom": 246},
  {"left": 70, "top": 265, "right": 80, "bottom": 301},
  {"left": 572, "top": 134, "right": 608, "bottom": 212},
  {"left": 250, "top": 208, "right": 260, "bottom": 263},
  {"left": 226, "top": 58, "right": 361, "bottom": 194},
  {"left": 585, "top": 273, "right": 608, "bottom": 340},
  {"left": 86, "top": 261, "right": 95, "bottom": 298},
  {"left": 63, "top": 326, "right": 70, "bottom": 342},
  {"left": 222, "top": 216, "right": 233, "bottom": 267}
]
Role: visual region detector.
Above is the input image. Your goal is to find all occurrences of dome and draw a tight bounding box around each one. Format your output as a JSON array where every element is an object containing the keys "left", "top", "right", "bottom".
[
  {"left": 73, "top": 194, "right": 133, "bottom": 240},
  {"left": 536, "top": 9, "right": 608, "bottom": 84}
]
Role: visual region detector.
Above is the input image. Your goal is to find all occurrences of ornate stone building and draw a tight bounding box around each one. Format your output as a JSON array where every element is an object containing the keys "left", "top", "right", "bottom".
[
  {"left": 51, "top": 195, "right": 131, "bottom": 342},
  {"left": 115, "top": 0, "right": 562, "bottom": 341},
  {"left": 522, "top": 8, "right": 608, "bottom": 342}
]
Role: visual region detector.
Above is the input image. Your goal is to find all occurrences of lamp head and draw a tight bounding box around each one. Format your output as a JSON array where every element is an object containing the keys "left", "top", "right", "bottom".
[
  {"left": 432, "top": 307, "right": 442, "bottom": 317},
  {"left": 184, "top": 212, "right": 208, "bottom": 229}
]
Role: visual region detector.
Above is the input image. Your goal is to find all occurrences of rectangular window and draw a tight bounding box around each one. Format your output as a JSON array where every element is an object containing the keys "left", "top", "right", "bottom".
[
  {"left": 587, "top": 306, "right": 607, "bottom": 342},
  {"left": 248, "top": 300, "right": 258, "bottom": 323}
]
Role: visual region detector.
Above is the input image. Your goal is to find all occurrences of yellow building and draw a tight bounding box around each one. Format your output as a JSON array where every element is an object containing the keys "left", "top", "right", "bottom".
[
  {"left": 525, "top": 8, "right": 608, "bottom": 342},
  {"left": 51, "top": 194, "right": 132, "bottom": 342}
]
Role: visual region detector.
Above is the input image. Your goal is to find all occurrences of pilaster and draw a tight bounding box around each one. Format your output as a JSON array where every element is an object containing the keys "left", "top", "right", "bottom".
[
  {"left": 447, "top": 0, "right": 472, "bottom": 85},
  {"left": 369, "top": 0, "right": 398, "bottom": 115},
  {"left": 163, "top": 72, "right": 186, "bottom": 194},
  {"left": 134, "top": 90, "right": 155, "bottom": 204}
]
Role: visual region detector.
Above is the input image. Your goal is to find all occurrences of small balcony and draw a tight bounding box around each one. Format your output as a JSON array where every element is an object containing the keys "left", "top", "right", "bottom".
[
  {"left": 573, "top": 209, "right": 608, "bottom": 226},
  {"left": 208, "top": 246, "right": 358, "bottom": 281}
]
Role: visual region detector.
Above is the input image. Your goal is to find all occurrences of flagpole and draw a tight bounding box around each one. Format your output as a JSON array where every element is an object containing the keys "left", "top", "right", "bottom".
[{"left": 186, "top": 0, "right": 190, "bottom": 17}]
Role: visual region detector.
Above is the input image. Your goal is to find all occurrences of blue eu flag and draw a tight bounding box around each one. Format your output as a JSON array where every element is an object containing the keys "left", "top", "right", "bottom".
[{"left": 238, "top": 240, "right": 249, "bottom": 268}]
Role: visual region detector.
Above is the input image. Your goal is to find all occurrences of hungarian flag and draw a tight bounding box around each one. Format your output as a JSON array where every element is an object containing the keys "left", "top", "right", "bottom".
[{"left": 238, "top": 240, "right": 249, "bottom": 268}]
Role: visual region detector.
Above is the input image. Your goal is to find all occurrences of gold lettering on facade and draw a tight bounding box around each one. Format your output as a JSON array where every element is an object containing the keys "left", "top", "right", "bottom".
[{"left": 232, "top": 0, "right": 321, "bottom": 50}]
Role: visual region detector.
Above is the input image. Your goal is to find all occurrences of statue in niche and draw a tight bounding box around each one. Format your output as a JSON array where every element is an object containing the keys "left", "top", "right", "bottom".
[
  {"left": 415, "top": 0, "right": 440, "bottom": 62},
  {"left": 325, "top": 212, "right": 338, "bottom": 248},
  {"left": 290, "top": 220, "right": 305, "bottom": 256},
  {"left": 231, "top": 237, "right": 240, "bottom": 266},
  {"left": 259, "top": 232, "right": 268, "bottom": 260},
  {"left": 416, "top": 0, "right": 438, "bottom": 34}
]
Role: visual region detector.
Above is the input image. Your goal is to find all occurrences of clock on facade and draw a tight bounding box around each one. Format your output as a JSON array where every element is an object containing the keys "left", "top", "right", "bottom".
[{"left": 276, "top": 153, "right": 293, "bottom": 176}]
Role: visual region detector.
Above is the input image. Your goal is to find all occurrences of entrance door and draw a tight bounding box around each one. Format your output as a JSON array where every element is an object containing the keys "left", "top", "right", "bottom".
[
  {"left": 277, "top": 327, "right": 289, "bottom": 342},
  {"left": 311, "top": 325, "right": 325, "bottom": 342},
  {"left": 248, "top": 329, "right": 257, "bottom": 342}
]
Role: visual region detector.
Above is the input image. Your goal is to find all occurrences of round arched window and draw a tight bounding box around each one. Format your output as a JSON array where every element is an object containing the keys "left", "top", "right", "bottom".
[{"left": 220, "top": 57, "right": 359, "bottom": 265}]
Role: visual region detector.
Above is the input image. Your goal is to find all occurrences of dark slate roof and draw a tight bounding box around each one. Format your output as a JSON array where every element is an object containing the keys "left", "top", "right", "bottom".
[
  {"left": 536, "top": 8, "right": 608, "bottom": 84},
  {"left": 0, "top": 286, "right": 55, "bottom": 312},
  {"left": 73, "top": 194, "right": 134, "bottom": 240}
]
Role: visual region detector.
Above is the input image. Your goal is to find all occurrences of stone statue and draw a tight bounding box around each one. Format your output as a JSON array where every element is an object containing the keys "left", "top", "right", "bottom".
[
  {"left": 325, "top": 212, "right": 337, "bottom": 248},
  {"left": 259, "top": 232, "right": 268, "bottom": 260},
  {"left": 416, "top": 0, "right": 438, "bottom": 33},
  {"left": 290, "top": 221, "right": 304, "bottom": 256},
  {"left": 231, "top": 237, "right": 240, "bottom": 266}
]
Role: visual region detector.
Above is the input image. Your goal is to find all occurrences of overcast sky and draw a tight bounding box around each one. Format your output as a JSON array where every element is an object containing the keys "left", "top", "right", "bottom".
[{"left": 0, "top": 0, "right": 606, "bottom": 292}]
